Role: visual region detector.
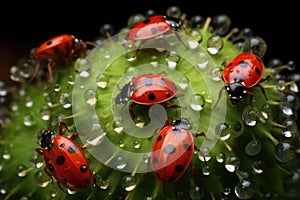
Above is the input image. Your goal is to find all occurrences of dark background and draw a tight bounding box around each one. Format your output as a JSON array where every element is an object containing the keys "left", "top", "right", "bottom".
[{"left": 1, "top": 0, "right": 299, "bottom": 83}]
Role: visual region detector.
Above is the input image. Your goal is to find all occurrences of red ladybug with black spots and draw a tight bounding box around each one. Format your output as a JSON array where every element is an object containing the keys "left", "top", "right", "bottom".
[
  {"left": 124, "top": 15, "right": 186, "bottom": 57},
  {"left": 31, "top": 34, "right": 95, "bottom": 82},
  {"left": 115, "top": 73, "right": 178, "bottom": 107},
  {"left": 214, "top": 52, "right": 270, "bottom": 107},
  {"left": 36, "top": 122, "right": 94, "bottom": 192},
  {"left": 151, "top": 118, "right": 205, "bottom": 184}
]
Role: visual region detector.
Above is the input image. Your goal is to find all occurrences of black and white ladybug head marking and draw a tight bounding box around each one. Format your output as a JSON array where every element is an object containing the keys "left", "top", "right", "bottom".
[
  {"left": 38, "top": 130, "right": 56, "bottom": 149},
  {"left": 165, "top": 16, "right": 183, "bottom": 30},
  {"left": 171, "top": 118, "right": 192, "bottom": 130},
  {"left": 226, "top": 83, "right": 247, "bottom": 105},
  {"left": 115, "top": 82, "right": 135, "bottom": 105}
]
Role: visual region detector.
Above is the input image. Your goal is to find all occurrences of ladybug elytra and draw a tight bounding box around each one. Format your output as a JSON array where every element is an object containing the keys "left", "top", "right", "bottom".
[
  {"left": 214, "top": 52, "right": 270, "bottom": 107},
  {"left": 36, "top": 122, "right": 95, "bottom": 192}
]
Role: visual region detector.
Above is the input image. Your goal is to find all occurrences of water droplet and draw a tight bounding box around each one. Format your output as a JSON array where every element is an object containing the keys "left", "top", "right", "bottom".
[
  {"left": 143, "top": 153, "right": 150, "bottom": 164},
  {"left": 178, "top": 76, "right": 189, "bottom": 90},
  {"left": 29, "top": 152, "right": 44, "bottom": 168},
  {"left": 166, "top": 6, "right": 181, "bottom": 18},
  {"left": 165, "top": 51, "right": 180, "bottom": 70},
  {"left": 216, "top": 152, "right": 225, "bottom": 163},
  {"left": 223, "top": 187, "right": 231, "bottom": 195},
  {"left": 190, "top": 94, "right": 205, "bottom": 111},
  {"left": 0, "top": 185, "right": 7, "bottom": 195},
  {"left": 67, "top": 74, "right": 75, "bottom": 85},
  {"left": 40, "top": 107, "right": 51, "bottom": 121},
  {"left": 189, "top": 15, "right": 205, "bottom": 29},
  {"left": 225, "top": 156, "right": 240, "bottom": 172},
  {"left": 231, "top": 121, "right": 245, "bottom": 138},
  {"left": 242, "top": 36, "right": 267, "bottom": 58},
  {"left": 281, "top": 118, "right": 297, "bottom": 138},
  {"left": 10, "top": 65, "right": 22, "bottom": 82},
  {"left": 99, "top": 23, "right": 114, "bottom": 37},
  {"left": 210, "top": 67, "right": 222, "bottom": 81},
  {"left": 276, "top": 80, "right": 286, "bottom": 91},
  {"left": 59, "top": 93, "right": 72, "bottom": 108},
  {"left": 281, "top": 105, "right": 293, "bottom": 116},
  {"left": 134, "top": 115, "right": 146, "bottom": 128},
  {"left": 274, "top": 142, "right": 296, "bottom": 162},
  {"left": 215, "top": 123, "right": 231, "bottom": 140},
  {"left": 17, "top": 164, "right": 28, "bottom": 177},
  {"left": 261, "top": 104, "right": 272, "bottom": 119},
  {"left": 188, "top": 29, "right": 203, "bottom": 43},
  {"left": 0, "top": 83, "right": 7, "bottom": 96},
  {"left": 242, "top": 106, "right": 258, "bottom": 126},
  {"left": 189, "top": 186, "right": 204, "bottom": 200},
  {"left": 53, "top": 83, "right": 61, "bottom": 92},
  {"left": 10, "top": 102, "right": 18, "bottom": 112},
  {"left": 34, "top": 170, "right": 51, "bottom": 187},
  {"left": 84, "top": 89, "right": 97, "bottom": 106},
  {"left": 74, "top": 58, "right": 92, "bottom": 78},
  {"left": 252, "top": 160, "right": 264, "bottom": 174},
  {"left": 133, "top": 140, "right": 141, "bottom": 149},
  {"left": 211, "top": 14, "right": 231, "bottom": 36},
  {"left": 121, "top": 175, "right": 137, "bottom": 191},
  {"left": 127, "top": 14, "right": 145, "bottom": 28},
  {"left": 2, "top": 149, "right": 11, "bottom": 160},
  {"left": 198, "top": 147, "right": 211, "bottom": 161},
  {"left": 119, "top": 140, "right": 125, "bottom": 148},
  {"left": 245, "top": 139, "right": 262, "bottom": 156},
  {"left": 25, "top": 96, "right": 33, "bottom": 107},
  {"left": 99, "top": 179, "right": 110, "bottom": 190},
  {"left": 234, "top": 180, "right": 255, "bottom": 199},
  {"left": 97, "top": 73, "right": 109, "bottom": 89},
  {"left": 113, "top": 120, "right": 124, "bottom": 134},
  {"left": 202, "top": 165, "right": 210, "bottom": 175},
  {"left": 24, "top": 114, "right": 35, "bottom": 126},
  {"left": 207, "top": 35, "right": 224, "bottom": 55},
  {"left": 115, "top": 156, "right": 127, "bottom": 169},
  {"left": 197, "top": 52, "right": 210, "bottom": 69}
]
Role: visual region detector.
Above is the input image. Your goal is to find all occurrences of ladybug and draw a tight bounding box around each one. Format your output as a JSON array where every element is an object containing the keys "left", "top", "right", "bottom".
[
  {"left": 115, "top": 73, "right": 178, "bottom": 106},
  {"left": 36, "top": 122, "right": 95, "bottom": 192},
  {"left": 151, "top": 118, "right": 205, "bottom": 184},
  {"left": 124, "top": 15, "right": 186, "bottom": 57},
  {"left": 31, "top": 34, "right": 95, "bottom": 82},
  {"left": 214, "top": 52, "right": 270, "bottom": 107}
]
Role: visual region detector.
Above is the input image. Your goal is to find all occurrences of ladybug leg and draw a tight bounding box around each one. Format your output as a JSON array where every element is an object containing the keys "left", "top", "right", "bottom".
[
  {"left": 58, "top": 122, "right": 78, "bottom": 140},
  {"left": 172, "top": 31, "right": 189, "bottom": 49},
  {"left": 47, "top": 62, "right": 54, "bottom": 82},
  {"left": 29, "top": 62, "right": 41, "bottom": 82},
  {"left": 213, "top": 86, "right": 226, "bottom": 108}
]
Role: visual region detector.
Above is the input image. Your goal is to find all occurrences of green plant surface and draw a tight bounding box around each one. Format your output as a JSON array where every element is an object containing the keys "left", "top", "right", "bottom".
[{"left": 0, "top": 6, "right": 299, "bottom": 200}]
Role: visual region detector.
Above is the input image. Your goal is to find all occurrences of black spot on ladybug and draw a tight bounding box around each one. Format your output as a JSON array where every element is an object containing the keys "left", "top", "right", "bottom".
[
  {"left": 49, "top": 164, "right": 55, "bottom": 171},
  {"left": 80, "top": 164, "right": 88, "bottom": 173},
  {"left": 61, "top": 178, "right": 67, "bottom": 185},
  {"left": 148, "top": 93, "right": 156, "bottom": 101},
  {"left": 153, "top": 157, "right": 158, "bottom": 164},
  {"left": 84, "top": 178, "right": 89, "bottom": 183},
  {"left": 143, "top": 18, "right": 151, "bottom": 24},
  {"left": 238, "top": 61, "right": 248, "bottom": 68},
  {"left": 255, "top": 67, "right": 261, "bottom": 75},
  {"left": 68, "top": 145, "right": 77, "bottom": 153},
  {"left": 166, "top": 92, "right": 171, "bottom": 98},
  {"left": 160, "top": 78, "right": 167, "bottom": 86},
  {"left": 157, "top": 135, "right": 163, "bottom": 142},
  {"left": 46, "top": 41, "right": 53, "bottom": 46},
  {"left": 59, "top": 143, "right": 65, "bottom": 148},
  {"left": 164, "top": 144, "right": 176, "bottom": 154},
  {"left": 175, "top": 164, "right": 184, "bottom": 172},
  {"left": 56, "top": 155, "right": 65, "bottom": 165},
  {"left": 183, "top": 144, "right": 191, "bottom": 151},
  {"left": 144, "top": 77, "right": 153, "bottom": 86},
  {"left": 151, "top": 27, "right": 157, "bottom": 35}
]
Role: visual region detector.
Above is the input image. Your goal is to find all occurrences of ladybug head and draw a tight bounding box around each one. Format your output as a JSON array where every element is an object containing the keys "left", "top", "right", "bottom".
[
  {"left": 165, "top": 16, "right": 184, "bottom": 30},
  {"left": 37, "top": 130, "right": 56, "bottom": 149},
  {"left": 226, "top": 83, "right": 247, "bottom": 105},
  {"left": 115, "top": 83, "right": 134, "bottom": 105},
  {"left": 172, "top": 118, "right": 192, "bottom": 130}
]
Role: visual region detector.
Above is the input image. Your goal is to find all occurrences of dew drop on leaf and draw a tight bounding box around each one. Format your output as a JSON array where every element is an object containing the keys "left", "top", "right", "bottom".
[{"left": 121, "top": 175, "right": 137, "bottom": 192}]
